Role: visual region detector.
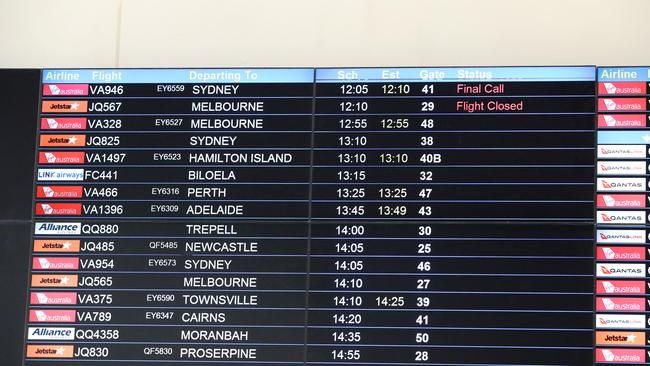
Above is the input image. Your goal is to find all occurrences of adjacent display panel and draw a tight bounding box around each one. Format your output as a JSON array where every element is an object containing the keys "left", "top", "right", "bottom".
[{"left": 6, "top": 66, "right": 649, "bottom": 365}]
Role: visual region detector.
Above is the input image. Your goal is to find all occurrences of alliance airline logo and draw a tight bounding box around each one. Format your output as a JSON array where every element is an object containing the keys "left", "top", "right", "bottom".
[
  {"left": 596, "top": 263, "right": 645, "bottom": 278},
  {"left": 599, "top": 82, "right": 646, "bottom": 95},
  {"left": 597, "top": 161, "right": 646, "bottom": 175},
  {"left": 597, "top": 178, "right": 646, "bottom": 192},
  {"left": 31, "top": 274, "right": 78, "bottom": 288},
  {"left": 30, "top": 292, "right": 77, "bottom": 305},
  {"left": 598, "top": 114, "right": 647, "bottom": 128},
  {"left": 597, "top": 229, "right": 646, "bottom": 244},
  {"left": 597, "top": 246, "right": 645, "bottom": 261},
  {"left": 43, "top": 84, "right": 88, "bottom": 96},
  {"left": 27, "top": 327, "right": 75, "bottom": 341},
  {"left": 596, "top": 297, "right": 645, "bottom": 311},
  {"left": 29, "top": 309, "right": 75, "bottom": 323},
  {"left": 598, "top": 145, "right": 646, "bottom": 158},
  {"left": 40, "top": 118, "right": 87, "bottom": 130},
  {"left": 596, "top": 331, "right": 645, "bottom": 346},
  {"left": 37, "top": 169, "right": 84, "bottom": 181},
  {"left": 597, "top": 194, "right": 646, "bottom": 208},
  {"left": 596, "top": 280, "right": 645, "bottom": 294},
  {"left": 38, "top": 152, "right": 84, "bottom": 164},
  {"left": 598, "top": 98, "right": 646, "bottom": 112},
  {"left": 37, "top": 186, "right": 83, "bottom": 199},
  {"left": 34, "top": 239, "right": 80, "bottom": 253},
  {"left": 39, "top": 134, "right": 85, "bottom": 147},
  {"left": 595, "top": 314, "right": 646, "bottom": 329},
  {"left": 25, "top": 345, "right": 73, "bottom": 358},
  {"left": 34, "top": 222, "right": 81, "bottom": 235},
  {"left": 596, "top": 348, "right": 645, "bottom": 363},
  {"left": 36, "top": 203, "right": 82, "bottom": 216},
  {"left": 42, "top": 100, "right": 88, "bottom": 113},
  {"left": 597, "top": 210, "right": 645, "bottom": 224},
  {"left": 32, "top": 257, "right": 79, "bottom": 270}
]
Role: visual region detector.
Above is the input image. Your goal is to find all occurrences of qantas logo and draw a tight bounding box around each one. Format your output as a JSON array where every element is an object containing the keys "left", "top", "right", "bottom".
[
  {"left": 595, "top": 314, "right": 646, "bottom": 328},
  {"left": 597, "top": 263, "right": 645, "bottom": 277},
  {"left": 597, "top": 161, "right": 646, "bottom": 175},
  {"left": 40, "top": 118, "right": 87, "bottom": 130},
  {"left": 597, "top": 210, "right": 645, "bottom": 224},
  {"left": 597, "top": 230, "right": 646, "bottom": 243},
  {"left": 598, "top": 145, "right": 646, "bottom": 158},
  {"left": 597, "top": 178, "right": 646, "bottom": 192}
]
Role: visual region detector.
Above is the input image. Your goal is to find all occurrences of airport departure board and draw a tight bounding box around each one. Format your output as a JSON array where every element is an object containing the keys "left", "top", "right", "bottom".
[{"left": 0, "top": 66, "right": 646, "bottom": 366}]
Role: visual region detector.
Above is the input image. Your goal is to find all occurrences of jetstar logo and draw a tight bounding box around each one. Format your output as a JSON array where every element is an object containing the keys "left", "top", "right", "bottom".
[
  {"left": 43, "top": 84, "right": 88, "bottom": 96},
  {"left": 36, "top": 203, "right": 82, "bottom": 216},
  {"left": 597, "top": 263, "right": 645, "bottom": 277},
  {"left": 32, "top": 257, "right": 79, "bottom": 270},
  {"left": 596, "top": 331, "right": 645, "bottom": 345},
  {"left": 30, "top": 292, "right": 77, "bottom": 305},
  {"left": 596, "top": 280, "right": 644, "bottom": 294},
  {"left": 29, "top": 309, "right": 75, "bottom": 323},
  {"left": 39, "top": 135, "right": 85, "bottom": 147},
  {"left": 34, "top": 239, "right": 80, "bottom": 252},
  {"left": 595, "top": 314, "right": 646, "bottom": 328},
  {"left": 597, "top": 145, "right": 646, "bottom": 158},
  {"left": 596, "top": 297, "right": 645, "bottom": 312},
  {"left": 40, "top": 118, "right": 87, "bottom": 130},
  {"left": 36, "top": 186, "right": 83, "bottom": 199},
  {"left": 597, "top": 230, "right": 646, "bottom": 243},
  {"left": 27, "top": 327, "right": 75, "bottom": 340},
  {"left": 597, "top": 246, "right": 644, "bottom": 260},
  {"left": 34, "top": 222, "right": 81, "bottom": 235},
  {"left": 599, "top": 82, "right": 646, "bottom": 95},
  {"left": 38, "top": 152, "right": 84, "bottom": 164},
  {"left": 25, "top": 345, "right": 73, "bottom": 358},
  {"left": 597, "top": 194, "right": 645, "bottom": 208},
  {"left": 31, "top": 274, "right": 78, "bottom": 288},
  {"left": 597, "top": 161, "right": 646, "bottom": 175},
  {"left": 598, "top": 114, "right": 646, "bottom": 128},
  {"left": 597, "top": 210, "right": 645, "bottom": 224},
  {"left": 596, "top": 348, "right": 645, "bottom": 363},
  {"left": 42, "top": 100, "right": 87, "bottom": 113}
]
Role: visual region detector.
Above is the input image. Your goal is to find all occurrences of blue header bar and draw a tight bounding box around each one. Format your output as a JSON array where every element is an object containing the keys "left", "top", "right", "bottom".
[
  {"left": 316, "top": 67, "right": 595, "bottom": 83},
  {"left": 42, "top": 68, "right": 314, "bottom": 84},
  {"left": 598, "top": 67, "right": 650, "bottom": 82}
]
